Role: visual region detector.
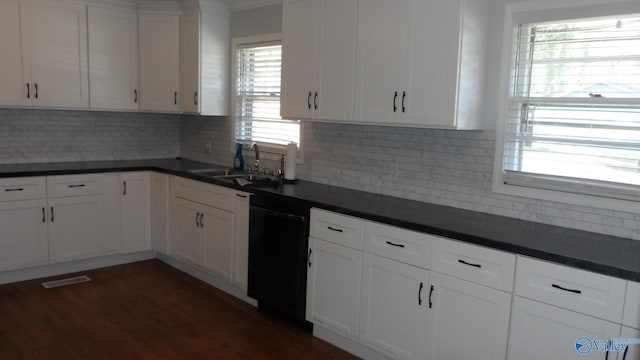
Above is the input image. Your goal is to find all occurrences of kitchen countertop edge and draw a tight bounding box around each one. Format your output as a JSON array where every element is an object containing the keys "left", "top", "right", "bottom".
[{"left": 2, "top": 158, "right": 639, "bottom": 282}]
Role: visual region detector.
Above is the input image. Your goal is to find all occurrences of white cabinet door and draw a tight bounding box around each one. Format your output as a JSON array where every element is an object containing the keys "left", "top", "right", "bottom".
[
  {"left": 360, "top": 253, "right": 428, "bottom": 360},
  {"left": 171, "top": 197, "right": 201, "bottom": 265},
  {"left": 179, "top": 10, "right": 229, "bottom": 116},
  {"left": 198, "top": 11, "right": 229, "bottom": 116},
  {"left": 29, "top": 0, "right": 88, "bottom": 108},
  {"left": 232, "top": 191, "right": 250, "bottom": 290},
  {"left": 402, "top": 0, "right": 459, "bottom": 127},
  {"left": 120, "top": 172, "right": 150, "bottom": 253},
  {"left": 424, "top": 272, "right": 511, "bottom": 360},
  {"left": 150, "top": 172, "right": 169, "bottom": 255},
  {"left": 0, "top": 199, "right": 48, "bottom": 271},
  {"left": 281, "top": 0, "right": 357, "bottom": 121},
  {"left": 201, "top": 205, "right": 233, "bottom": 280},
  {"left": 0, "top": 0, "right": 88, "bottom": 108},
  {"left": 0, "top": 0, "right": 31, "bottom": 107},
  {"left": 621, "top": 327, "right": 639, "bottom": 360},
  {"left": 180, "top": 13, "right": 200, "bottom": 114},
  {"left": 48, "top": 195, "right": 106, "bottom": 262},
  {"left": 88, "top": 5, "right": 138, "bottom": 110},
  {"left": 306, "top": 237, "right": 363, "bottom": 340},
  {"left": 507, "top": 297, "right": 621, "bottom": 360},
  {"left": 313, "top": 0, "right": 357, "bottom": 121},
  {"left": 281, "top": 0, "right": 315, "bottom": 119},
  {"left": 354, "top": 0, "right": 409, "bottom": 124},
  {"left": 138, "top": 13, "right": 179, "bottom": 112}
]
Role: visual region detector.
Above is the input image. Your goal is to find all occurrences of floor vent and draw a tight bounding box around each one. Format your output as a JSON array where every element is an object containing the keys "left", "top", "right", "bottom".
[{"left": 41, "top": 276, "right": 91, "bottom": 289}]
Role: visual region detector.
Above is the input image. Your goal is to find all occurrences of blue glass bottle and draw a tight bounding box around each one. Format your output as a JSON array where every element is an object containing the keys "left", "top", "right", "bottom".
[{"left": 234, "top": 143, "right": 244, "bottom": 170}]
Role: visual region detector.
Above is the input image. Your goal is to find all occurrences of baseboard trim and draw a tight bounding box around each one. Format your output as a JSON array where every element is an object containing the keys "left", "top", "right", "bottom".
[
  {"left": 157, "top": 254, "right": 258, "bottom": 307},
  {"left": 0, "top": 251, "right": 157, "bottom": 285},
  {"left": 313, "top": 325, "right": 392, "bottom": 360}
]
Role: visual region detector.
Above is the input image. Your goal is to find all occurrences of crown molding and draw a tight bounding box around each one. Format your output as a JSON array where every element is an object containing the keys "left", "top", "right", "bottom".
[{"left": 230, "top": 0, "right": 280, "bottom": 12}]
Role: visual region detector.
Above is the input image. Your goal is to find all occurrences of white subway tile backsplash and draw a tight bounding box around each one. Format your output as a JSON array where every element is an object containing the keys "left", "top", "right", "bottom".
[
  {"left": 0, "top": 109, "right": 179, "bottom": 163},
  {"left": 298, "top": 122, "right": 640, "bottom": 241}
]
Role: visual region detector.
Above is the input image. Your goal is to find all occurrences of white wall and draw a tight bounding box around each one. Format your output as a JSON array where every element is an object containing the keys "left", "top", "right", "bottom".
[{"left": 230, "top": 4, "right": 282, "bottom": 38}]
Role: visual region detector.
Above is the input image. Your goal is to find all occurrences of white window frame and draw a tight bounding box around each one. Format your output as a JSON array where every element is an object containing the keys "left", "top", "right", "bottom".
[
  {"left": 230, "top": 33, "right": 303, "bottom": 163},
  {"left": 493, "top": 0, "right": 640, "bottom": 213}
]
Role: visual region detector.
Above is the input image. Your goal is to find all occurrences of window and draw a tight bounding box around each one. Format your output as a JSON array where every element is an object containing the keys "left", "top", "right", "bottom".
[
  {"left": 233, "top": 37, "right": 300, "bottom": 149},
  {"left": 495, "top": 3, "right": 640, "bottom": 206}
]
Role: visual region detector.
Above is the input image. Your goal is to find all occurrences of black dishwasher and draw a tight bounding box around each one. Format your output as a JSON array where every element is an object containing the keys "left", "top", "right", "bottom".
[{"left": 247, "top": 192, "right": 312, "bottom": 330}]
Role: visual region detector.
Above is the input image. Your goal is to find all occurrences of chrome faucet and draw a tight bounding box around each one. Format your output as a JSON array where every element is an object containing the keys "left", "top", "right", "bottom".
[{"left": 250, "top": 143, "right": 260, "bottom": 173}]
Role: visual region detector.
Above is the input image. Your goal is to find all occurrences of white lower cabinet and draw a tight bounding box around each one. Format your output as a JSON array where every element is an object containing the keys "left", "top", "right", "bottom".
[
  {"left": 424, "top": 272, "right": 511, "bottom": 360},
  {"left": 306, "top": 237, "right": 363, "bottom": 339},
  {"left": 201, "top": 205, "right": 233, "bottom": 279},
  {"left": 47, "top": 195, "right": 106, "bottom": 262},
  {"left": 231, "top": 191, "right": 250, "bottom": 290},
  {"left": 120, "top": 172, "right": 151, "bottom": 253},
  {"left": 359, "top": 253, "right": 428, "bottom": 360},
  {"left": 170, "top": 177, "right": 243, "bottom": 284},
  {"left": 172, "top": 197, "right": 203, "bottom": 265},
  {"left": 150, "top": 172, "right": 170, "bottom": 255},
  {"left": 307, "top": 208, "right": 514, "bottom": 360},
  {"left": 507, "top": 296, "right": 621, "bottom": 360},
  {"left": 621, "top": 327, "right": 639, "bottom": 360},
  {"left": 0, "top": 199, "right": 48, "bottom": 271}
]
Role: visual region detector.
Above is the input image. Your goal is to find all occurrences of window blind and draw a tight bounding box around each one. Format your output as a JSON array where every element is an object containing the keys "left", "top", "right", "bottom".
[
  {"left": 235, "top": 43, "right": 300, "bottom": 147},
  {"left": 502, "top": 14, "right": 640, "bottom": 200}
]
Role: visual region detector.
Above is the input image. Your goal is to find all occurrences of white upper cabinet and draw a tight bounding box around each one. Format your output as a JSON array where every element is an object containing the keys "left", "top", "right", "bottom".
[
  {"left": 281, "top": 0, "right": 357, "bottom": 121},
  {"left": 353, "top": 0, "right": 488, "bottom": 129},
  {"left": 180, "top": 1, "right": 230, "bottom": 116},
  {"left": 138, "top": 13, "right": 180, "bottom": 112},
  {"left": 354, "top": 0, "right": 408, "bottom": 125},
  {"left": 281, "top": 0, "right": 316, "bottom": 119},
  {"left": 0, "top": 0, "right": 30, "bottom": 107},
  {"left": 180, "top": 12, "right": 201, "bottom": 114},
  {"left": 0, "top": 0, "right": 88, "bottom": 108},
  {"left": 88, "top": 5, "right": 138, "bottom": 110}
]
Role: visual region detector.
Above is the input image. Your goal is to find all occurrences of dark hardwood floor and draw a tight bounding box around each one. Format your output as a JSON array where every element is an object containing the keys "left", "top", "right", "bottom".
[{"left": 0, "top": 260, "right": 359, "bottom": 360}]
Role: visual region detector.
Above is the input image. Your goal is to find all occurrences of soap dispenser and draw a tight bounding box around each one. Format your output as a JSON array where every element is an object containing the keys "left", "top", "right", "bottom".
[{"left": 233, "top": 143, "right": 244, "bottom": 170}]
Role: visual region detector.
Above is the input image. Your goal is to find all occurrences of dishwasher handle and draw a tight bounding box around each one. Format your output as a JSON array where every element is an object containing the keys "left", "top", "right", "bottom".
[{"left": 250, "top": 205, "right": 305, "bottom": 223}]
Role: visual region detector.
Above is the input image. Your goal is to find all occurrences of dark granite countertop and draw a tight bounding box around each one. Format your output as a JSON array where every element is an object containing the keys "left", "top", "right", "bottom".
[{"left": 2, "top": 158, "right": 639, "bottom": 282}]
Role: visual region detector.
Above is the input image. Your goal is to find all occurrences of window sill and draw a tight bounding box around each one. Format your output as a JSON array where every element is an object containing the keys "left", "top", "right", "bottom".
[{"left": 492, "top": 179, "right": 640, "bottom": 214}]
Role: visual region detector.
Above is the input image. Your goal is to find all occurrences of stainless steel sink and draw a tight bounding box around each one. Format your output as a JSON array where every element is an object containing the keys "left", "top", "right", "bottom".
[{"left": 187, "top": 168, "right": 232, "bottom": 177}]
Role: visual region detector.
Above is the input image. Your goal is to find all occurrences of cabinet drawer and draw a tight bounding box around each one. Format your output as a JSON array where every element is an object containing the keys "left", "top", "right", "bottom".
[
  {"left": 623, "top": 281, "right": 640, "bottom": 329},
  {"left": 171, "top": 176, "right": 201, "bottom": 202},
  {"left": 364, "top": 221, "right": 430, "bottom": 269},
  {"left": 0, "top": 177, "right": 46, "bottom": 201},
  {"left": 47, "top": 174, "right": 104, "bottom": 198},
  {"left": 431, "top": 237, "right": 515, "bottom": 292},
  {"left": 171, "top": 176, "right": 233, "bottom": 211},
  {"left": 515, "top": 256, "right": 626, "bottom": 323},
  {"left": 310, "top": 208, "right": 364, "bottom": 250},
  {"left": 201, "top": 182, "right": 233, "bottom": 212}
]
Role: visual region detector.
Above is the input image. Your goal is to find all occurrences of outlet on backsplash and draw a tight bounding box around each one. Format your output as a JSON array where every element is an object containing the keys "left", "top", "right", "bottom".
[{"left": 204, "top": 142, "right": 212, "bottom": 153}]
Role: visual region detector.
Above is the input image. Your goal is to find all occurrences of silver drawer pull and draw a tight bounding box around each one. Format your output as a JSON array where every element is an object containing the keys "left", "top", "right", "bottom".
[
  {"left": 68, "top": 184, "right": 86, "bottom": 188},
  {"left": 4, "top": 188, "right": 24, "bottom": 192},
  {"left": 458, "top": 259, "right": 482, "bottom": 268},
  {"left": 386, "top": 241, "right": 405, "bottom": 248},
  {"left": 327, "top": 226, "right": 343, "bottom": 233},
  {"left": 552, "top": 283, "right": 582, "bottom": 294}
]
